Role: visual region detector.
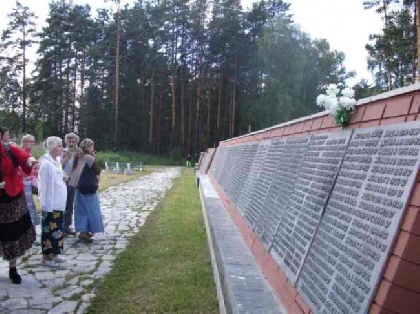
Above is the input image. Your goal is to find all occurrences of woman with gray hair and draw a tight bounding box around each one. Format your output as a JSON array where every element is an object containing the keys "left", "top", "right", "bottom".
[
  {"left": 69, "top": 138, "right": 104, "bottom": 243},
  {"left": 19, "top": 134, "right": 40, "bottom": 226},
  {"left": 38, "top": 136, "right": 67, "bottom": 267}
]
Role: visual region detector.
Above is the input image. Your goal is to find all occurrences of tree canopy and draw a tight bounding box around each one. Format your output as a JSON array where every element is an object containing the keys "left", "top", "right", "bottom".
[{"left": 0, "top": 0, "right": 356, "bottom": 155}]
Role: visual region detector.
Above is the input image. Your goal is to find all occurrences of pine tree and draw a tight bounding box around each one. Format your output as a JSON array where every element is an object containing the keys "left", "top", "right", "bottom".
[{"left": 0, "top": 0, "right": 37, "bottom": 132}]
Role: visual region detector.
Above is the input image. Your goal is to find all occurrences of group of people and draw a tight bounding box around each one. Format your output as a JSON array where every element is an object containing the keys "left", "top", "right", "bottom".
[{"left": 0, "top": 128, "right": 104, "bottom": 284}]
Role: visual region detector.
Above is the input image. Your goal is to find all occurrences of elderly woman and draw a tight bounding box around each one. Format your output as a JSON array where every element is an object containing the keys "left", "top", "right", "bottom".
[
  {"left": 0, "top": 126, "right": 37, "bottom": 284},
  {"left": 19, "top": 134, "right": 40, "bottom": 226},
  {"left": 61, "top": 132, "right": 79, "bottom": 237},
  {"left": 69, "top": 138, "right": 104, "bottom": 243},
  {"left": 38, "top": 136, "right": 67, "bottom": 267}
]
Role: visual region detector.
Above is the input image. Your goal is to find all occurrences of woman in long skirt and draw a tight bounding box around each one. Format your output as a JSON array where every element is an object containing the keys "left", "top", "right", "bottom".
[
  {"left": 0, "top": 126, "right": 37, "bottom": 284},
  {"left": 69, "top": 138, "right": 104, "bottom": 243}
]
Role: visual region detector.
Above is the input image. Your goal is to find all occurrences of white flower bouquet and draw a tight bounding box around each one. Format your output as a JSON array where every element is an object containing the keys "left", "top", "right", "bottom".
[{"left": 316, "top": 84, "right": 356, "bottom": 127}]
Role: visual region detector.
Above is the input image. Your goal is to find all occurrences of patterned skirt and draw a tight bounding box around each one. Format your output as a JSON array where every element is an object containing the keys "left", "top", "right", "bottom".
[
  {"left": 0, "top": 194, "right": 36, "bottom": 261},
  {"left": 41, "top": 211, "right": 64, "bottom": 255}
]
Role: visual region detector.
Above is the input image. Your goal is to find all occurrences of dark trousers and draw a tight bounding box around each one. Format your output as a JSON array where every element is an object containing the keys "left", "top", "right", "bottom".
[{"left": 63, "top": 185, "right": 75, "bottom": 232}]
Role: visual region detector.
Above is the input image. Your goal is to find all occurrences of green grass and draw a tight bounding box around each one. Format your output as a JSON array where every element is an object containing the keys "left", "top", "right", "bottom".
[
  {"left": 94, "top": 151, "right": 184, "bottom": 167},
  {"left": 87, "top": 168, "right": 218, "bottom": 314},
  {"left": 31, "top": 146, "right": 184, "bottom": 166}
]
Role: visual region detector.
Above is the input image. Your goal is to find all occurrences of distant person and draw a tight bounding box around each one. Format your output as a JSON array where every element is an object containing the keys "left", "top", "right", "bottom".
[
  {"left": 186, "top": 154, "right": 192, "bottom": 167},
  {"left": 61, "top": 132, "right": 79, "bottom": 237},
  {"left": 70, "top": 139, "right": 104, "bottom": 243},
  {"left": 19, "top": 134, "right": 40, "bottom": 226},
  {"left": 0, "top": 126, "right": 37, "bottom": 284},
  {"left": 38, "top": 136, "right": 67, "bottom": 267}
]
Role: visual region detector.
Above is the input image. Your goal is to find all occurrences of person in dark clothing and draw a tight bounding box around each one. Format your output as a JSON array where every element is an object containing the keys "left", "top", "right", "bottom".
[{"left": 186, "top": 154, "right": 192, "bottom": 167}]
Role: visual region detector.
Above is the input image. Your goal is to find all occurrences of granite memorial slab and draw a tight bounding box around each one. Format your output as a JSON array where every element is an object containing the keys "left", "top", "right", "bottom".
[
  {"left": 230, "top": 143, "right": 259, "bottom": 206},
  {"left": 236, "top": 140, "right": 271, "bottom": 216},
  {"left": 244, "top": 139, "right": 273, "bottom": 226},
  {"left": 297, "top": 122, "right": 420, "bottom": 314},
  {"left": 270, "top": 131, "right": 352, "bottom": 284},
  {"left": 254, "top": 137, "right": 308, "bottom": 249}
]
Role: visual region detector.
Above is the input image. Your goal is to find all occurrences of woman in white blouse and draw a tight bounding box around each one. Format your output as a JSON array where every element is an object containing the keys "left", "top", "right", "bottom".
[{"left": 38, "top": 136, "right": 67, "bottom": 267}]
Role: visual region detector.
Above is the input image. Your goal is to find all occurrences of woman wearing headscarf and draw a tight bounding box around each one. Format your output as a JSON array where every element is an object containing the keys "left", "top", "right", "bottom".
[{"left": 0, "top": 126, "right": 37, "bottom": 284}]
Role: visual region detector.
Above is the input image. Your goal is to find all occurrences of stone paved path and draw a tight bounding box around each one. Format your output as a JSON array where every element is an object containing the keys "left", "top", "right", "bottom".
[{"left": 0, "top": 167, "right": 181, "bottom": 314}]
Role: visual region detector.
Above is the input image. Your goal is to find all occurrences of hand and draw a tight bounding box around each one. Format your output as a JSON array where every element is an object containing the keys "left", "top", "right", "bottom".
[{"left": 27, "top": 157, "right": 37, "bottom": 167}]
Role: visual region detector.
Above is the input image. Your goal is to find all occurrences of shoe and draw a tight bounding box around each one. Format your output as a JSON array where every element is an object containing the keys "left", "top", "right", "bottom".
[
  {"left": 64, "top": 229, "right": 76, "bottom": 236},
  {"left": 87, "top": 233, "right": 94, "bottom": 238},
  {"left": 78, "top": 235, "right": 93, "bottom": 243},
  {"left": 67, "top": 229, "right": 76, "bottom": 236},
  {"left": 9, "top": 268, "right": 21, "bottom": 284},
  {"left": 42, "top": 260, "right": 60, "bottom": 268},
  {"left": 52, "top": 255, "right": 66, "bottom": 263}
]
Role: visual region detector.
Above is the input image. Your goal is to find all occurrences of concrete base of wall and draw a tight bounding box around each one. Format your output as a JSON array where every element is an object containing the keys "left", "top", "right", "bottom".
[{"left": 198, "top": 173, "right": 284, "bottom": 314}]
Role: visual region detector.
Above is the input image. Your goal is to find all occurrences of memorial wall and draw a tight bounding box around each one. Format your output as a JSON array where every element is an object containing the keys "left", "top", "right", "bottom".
[
  {"left": 199, "top": 148, "right": 216, "bottom": 174},
  {"left": 205, "top": 84, "right": 420, "bottom": 314}
]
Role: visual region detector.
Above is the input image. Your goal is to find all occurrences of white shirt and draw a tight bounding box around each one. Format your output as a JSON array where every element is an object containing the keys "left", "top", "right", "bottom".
[{"left": 38, "top": 154, "right": 67, "bottom": 212}]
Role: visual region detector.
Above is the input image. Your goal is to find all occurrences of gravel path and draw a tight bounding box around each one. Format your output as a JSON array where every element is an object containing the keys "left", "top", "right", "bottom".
[{"left": 0, "top": 167, "right": 181, "bottom": 314}]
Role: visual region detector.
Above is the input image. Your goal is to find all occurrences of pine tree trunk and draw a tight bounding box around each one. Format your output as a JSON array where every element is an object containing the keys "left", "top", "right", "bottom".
[
  {"left": 72, "top": 54, "right": 78, "bottom": 130},
  {"left": 188, "top": 86, "right": 192, "bottom": 153},
  {"left": 156, "top": 92, "right": 163, "bottom": 153},
  {"left": 181, "top": 68, "right": 185, "bottom": 149},
  {"left": 217, "top": 71, "right": 222, "bottom": 140},
  {"left": 231, "top": 56, "right": 237, "bottom": 137},
  {"left": 59, "top": 58, "right": 64, "bottom": 135},
  {"left": 65, "top": 55, "right": 71, "bottom": 133},
  {"left": 114, "top": 1, "right": 121, "bottom": 148},
  {"left": 383, "top": 1, "right": 392, "bottom": 90},
  {"left": 80, "top": 50, "right": 86, "bottom": 128},
  {"left": 171, "top": 75, "right": 176, "bottom": 133},
  {"left": 195, "top": 76, "right": 201, "bottom": 153},
  {"left": 149, "top": 71, "right": 155, "bottom": 145},
  {"left": 22, "top": 25, "right": 26, "bottom": 133},
  {"left": 207, "top": 87, "right": 211, "bottom": 145}
]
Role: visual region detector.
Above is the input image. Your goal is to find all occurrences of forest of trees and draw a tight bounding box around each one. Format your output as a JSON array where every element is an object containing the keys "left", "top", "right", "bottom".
[{"left": 0, "top": 0, "right": 417, "bottom": 156}]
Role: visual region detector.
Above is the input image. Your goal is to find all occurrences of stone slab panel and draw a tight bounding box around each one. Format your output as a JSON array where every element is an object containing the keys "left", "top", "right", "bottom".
[
  {"left": 297, "top": 121, "right": 420, "bottom": 314},
  {"left": 270, "top": 131, "right": 352, "bottom": 284}
]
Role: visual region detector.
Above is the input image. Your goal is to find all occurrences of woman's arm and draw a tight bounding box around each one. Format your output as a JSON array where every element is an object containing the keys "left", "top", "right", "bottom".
[{"left": 9, "top": 145, "right": 32, "bottom": 174}]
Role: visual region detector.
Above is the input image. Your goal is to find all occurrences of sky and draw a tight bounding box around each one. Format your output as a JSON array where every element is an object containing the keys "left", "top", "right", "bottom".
[{"left": 0, "top": 0, "right": 383, "bottom": 85}]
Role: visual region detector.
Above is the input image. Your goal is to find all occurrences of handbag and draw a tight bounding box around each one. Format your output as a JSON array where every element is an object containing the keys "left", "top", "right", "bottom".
[{"left": 77, "top": 163, "right": 98, "bottom": 194}]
